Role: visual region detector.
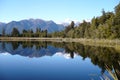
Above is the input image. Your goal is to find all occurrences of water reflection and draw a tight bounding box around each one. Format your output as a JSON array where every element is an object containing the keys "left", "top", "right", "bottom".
[{"left": 0, "top": 41, "right": 120, "bottom": 80}]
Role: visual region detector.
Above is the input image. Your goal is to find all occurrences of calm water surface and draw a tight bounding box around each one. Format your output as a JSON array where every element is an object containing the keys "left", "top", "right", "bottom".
[{"left": 0, "top": 41, "right": 120, "bottom": 80}]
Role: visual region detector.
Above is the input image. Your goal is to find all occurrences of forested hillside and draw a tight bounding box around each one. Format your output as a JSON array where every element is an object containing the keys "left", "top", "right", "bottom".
[{"left": 51, "top": 3, "right": 120, "bottom": 39}]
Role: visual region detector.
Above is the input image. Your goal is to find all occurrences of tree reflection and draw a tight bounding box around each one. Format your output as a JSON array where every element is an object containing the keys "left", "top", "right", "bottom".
[{"left": 0, "top": 41, "right": 120, "bottom": 79}]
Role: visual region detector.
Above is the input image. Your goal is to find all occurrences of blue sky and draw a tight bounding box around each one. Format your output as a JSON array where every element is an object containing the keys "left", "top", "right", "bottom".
[{"left": 0, "top": 0, "right": 119, "bottom": 23}]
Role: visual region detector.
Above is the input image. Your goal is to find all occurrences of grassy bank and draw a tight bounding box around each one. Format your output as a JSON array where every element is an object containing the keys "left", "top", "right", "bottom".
[
  {"left": 0, "top": 37, "right": 120, "bottom": 48},
  {"left": 0, "top": 37, "right": 64, "bottom": 42}
]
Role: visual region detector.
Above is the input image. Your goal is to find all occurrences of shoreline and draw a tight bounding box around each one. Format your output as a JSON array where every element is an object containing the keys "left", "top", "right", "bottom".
[{"left": 0, "top": 37, "right": 120, "bottom": 48}]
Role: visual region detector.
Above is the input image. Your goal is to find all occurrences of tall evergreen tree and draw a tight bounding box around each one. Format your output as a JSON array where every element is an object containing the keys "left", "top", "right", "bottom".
[
  {"left": 11, "top": 28, "right": 20, "bottom": 37},
  {"left": 2, "top": 28, "right": 5, "bottom": 37}
]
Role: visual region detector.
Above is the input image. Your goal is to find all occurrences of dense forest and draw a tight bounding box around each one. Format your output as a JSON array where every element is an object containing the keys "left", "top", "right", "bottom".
[
  {"left": 1, "top": 3, "right": 120, "bottom": 39},
  {"left": 51, "top": 3, "right": 120, "bottom": 39}
]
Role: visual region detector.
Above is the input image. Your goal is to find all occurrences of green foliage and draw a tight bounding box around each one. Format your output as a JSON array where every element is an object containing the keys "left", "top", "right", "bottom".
[
  {"left": 59, "top": 3, "right": 120, "bottom": 39},
  {"left": 50, "top": 2, "right": 120, "bottom": 40},
  {"left": 22, "top": 29, "right": 48, "bottom": 37},
  {"left": 2, "top": 3, "right": 120, "bottom": 39},
  {"left": 70, "top": 21, "right": 75, "bottom": 29},
  {"left": 11, "top": 28, "right": 20, "bottom": 37},
  {"left": 115, "top": 3, "right": 120, "bottom": 15},
  {"left": 2, "top": 28, "right": 5, "bottom": 37},
  {"left": 65, "top": 21, "right": 75, "bottom": 33}
]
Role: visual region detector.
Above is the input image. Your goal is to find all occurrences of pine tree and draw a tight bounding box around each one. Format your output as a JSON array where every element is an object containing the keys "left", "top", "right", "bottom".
[{"left": 11, "top": 28, "right": 20, "bottom": 37}]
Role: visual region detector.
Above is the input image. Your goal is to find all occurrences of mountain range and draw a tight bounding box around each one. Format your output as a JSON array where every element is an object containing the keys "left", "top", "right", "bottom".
[{"left": 0, "top": 19, "right": 65, "bottom": 34}]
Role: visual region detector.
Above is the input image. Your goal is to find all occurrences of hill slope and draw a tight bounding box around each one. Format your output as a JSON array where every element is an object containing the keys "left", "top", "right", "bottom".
[{"left": 0, "top": 19, "right": 65, "bottom": 34}]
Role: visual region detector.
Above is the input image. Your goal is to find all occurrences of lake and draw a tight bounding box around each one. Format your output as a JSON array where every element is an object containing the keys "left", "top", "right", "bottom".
[{"left": 0, "top": 41, "right": 120, "bottom": 80}]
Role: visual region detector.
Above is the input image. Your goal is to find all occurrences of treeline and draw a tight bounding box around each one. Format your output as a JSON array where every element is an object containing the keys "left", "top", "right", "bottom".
[
  {"left": 2, "top": 28, "right": 48, "bottom": 37},
  {"left": 1, "top": 3, "right": 120, "bottom": 39},
  {"left": 51, "top": 3, "right": 120, "bottom": 39}
]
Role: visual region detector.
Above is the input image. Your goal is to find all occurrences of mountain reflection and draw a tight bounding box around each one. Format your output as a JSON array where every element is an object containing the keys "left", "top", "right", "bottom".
[
  {"left": 0, "top": 41, "right": 64, "bottom": 58},
  {"left": 0, "top": 41, "right": 120, "bottom": 79}
]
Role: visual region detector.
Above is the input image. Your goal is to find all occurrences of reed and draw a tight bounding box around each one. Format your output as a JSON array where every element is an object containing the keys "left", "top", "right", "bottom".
[{"left": 0, "top": 37, "right": 120, "bottom": 48}]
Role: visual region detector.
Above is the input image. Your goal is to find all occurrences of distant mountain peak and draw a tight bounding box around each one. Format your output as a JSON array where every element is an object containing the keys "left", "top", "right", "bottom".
[{"left": 0, "top": 19, "right": 65, "bottom": 34}]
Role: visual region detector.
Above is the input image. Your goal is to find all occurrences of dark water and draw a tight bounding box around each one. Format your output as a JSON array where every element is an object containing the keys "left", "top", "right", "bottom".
[{"left": 0, "top": 41, "right": 120, "bottom": 80}]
